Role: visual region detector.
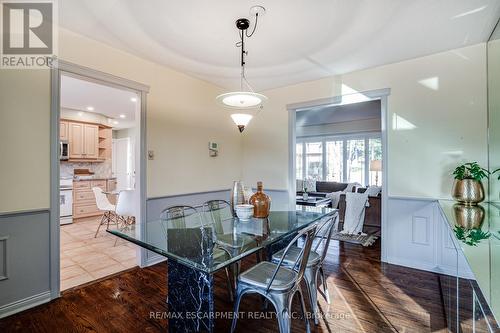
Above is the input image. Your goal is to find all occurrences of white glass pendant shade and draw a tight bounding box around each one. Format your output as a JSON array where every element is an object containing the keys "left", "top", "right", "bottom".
[
  {"left": 216, "top": 91, "right": 268, "bottom": 109},
  {"left": 231, "top": 113, "right": 253, "bottom": 132}
]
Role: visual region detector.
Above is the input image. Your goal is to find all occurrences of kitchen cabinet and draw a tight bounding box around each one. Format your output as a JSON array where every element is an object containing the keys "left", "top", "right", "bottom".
[
  {"left": 73, "top": 179, "right": 112, "bottom": 220},
  {"left": 60, "top": 121, "right": 69, "bottom": 141},
  {"left": 68, "top": 122, "right": 84, "bottom": 159},
  {"left": 63, "top": 119, "right": 111, "bottom": 162},
  {"left": 83, "top": 124, "right": 99, "bottom": 159}
]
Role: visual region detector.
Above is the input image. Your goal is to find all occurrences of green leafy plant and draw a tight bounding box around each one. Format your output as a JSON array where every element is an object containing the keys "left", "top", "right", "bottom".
[
  {"left": 454, "top": 225, "right": 490, "bottom": 246},
  {"left": 491, "top": 168, "right": 500, "bottom": 180},
  {"left": 453, "top": 162, "right": 489, "bottom": 181}
]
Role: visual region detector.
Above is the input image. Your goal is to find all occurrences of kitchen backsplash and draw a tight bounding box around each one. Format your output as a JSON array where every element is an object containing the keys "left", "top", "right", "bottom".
[{"left": 60, "top": 160, "right": 112, "bottom": 178}]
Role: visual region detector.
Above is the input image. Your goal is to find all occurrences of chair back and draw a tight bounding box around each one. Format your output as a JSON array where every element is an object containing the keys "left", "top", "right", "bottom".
[
  {"left": 92, "top": 187, "right": 113, "bottom": 211},
  {"left": 201, "top": 200, "right": 233, "bottom": 232},
  {"left": 115, "top": 190, "right": 135, "bottom": 217},
  {"left": 267, "top": 223, "right": 317, "bottom": 292},
  {"left": 160, "top": 205, "right": 200, "bottom": 229},
  {"left": 313, "top": 213, "right": 339, "bottom": 263}
]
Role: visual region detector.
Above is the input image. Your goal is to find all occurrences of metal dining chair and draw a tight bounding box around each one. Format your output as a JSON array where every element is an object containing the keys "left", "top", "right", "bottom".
[
  {"left": 160, "top": 204, "right": 235, "bottom": 301},
  {"left": 231, "top": 224, "right": 317, "bottom": 333},
  {"left": 271, "top": 213, "right": 338, "bottom": 325}
]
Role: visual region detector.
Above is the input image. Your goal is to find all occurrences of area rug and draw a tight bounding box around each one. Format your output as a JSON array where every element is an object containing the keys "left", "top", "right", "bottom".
[{"left": 330, "top": 232, "right": 378, "bottom": 247}]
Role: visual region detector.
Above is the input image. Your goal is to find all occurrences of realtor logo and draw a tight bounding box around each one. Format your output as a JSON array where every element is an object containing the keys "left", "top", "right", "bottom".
[{"left": 1, "top": 0, "right": 57, "bottom": 68}]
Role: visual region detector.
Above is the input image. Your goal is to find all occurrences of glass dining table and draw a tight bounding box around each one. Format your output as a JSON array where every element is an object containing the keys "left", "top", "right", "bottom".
[{"left": 108, "top": 207, "right": 336, "bottom": 333}]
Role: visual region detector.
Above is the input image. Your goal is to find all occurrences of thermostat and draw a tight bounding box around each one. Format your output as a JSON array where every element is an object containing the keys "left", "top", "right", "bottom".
[{"left": 208, "top": 142, "right": 218, "bottom": 157}]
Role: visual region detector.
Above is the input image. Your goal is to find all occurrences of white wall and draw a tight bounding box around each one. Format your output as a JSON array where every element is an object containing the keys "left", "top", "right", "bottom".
[{"left": 242, "top": 43, "right": 488, "bottom": 199}]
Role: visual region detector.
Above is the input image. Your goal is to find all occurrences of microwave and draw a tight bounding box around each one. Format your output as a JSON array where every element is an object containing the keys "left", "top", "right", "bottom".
[{"left": 60, "top": 141, "right": 69, "bottom": 160}]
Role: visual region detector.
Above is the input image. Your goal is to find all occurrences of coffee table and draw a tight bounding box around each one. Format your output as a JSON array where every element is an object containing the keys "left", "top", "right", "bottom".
[{"left": 296, "top": 196, "right": 332, "bottom": 207}]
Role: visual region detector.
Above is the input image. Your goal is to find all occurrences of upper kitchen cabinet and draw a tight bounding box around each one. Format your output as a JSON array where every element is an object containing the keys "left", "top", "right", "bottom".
[
  {"left": 83, "top": 124, "right": 99, "bottom": 159},
  {"left": 68, "top": 122, "right": 84, "bottom": 159},
  {"left": 60, "top": 121, "right": 69, "bottom": 141},
  {"left": 64, "top": 119, "right": 111, "bottom": 162}
]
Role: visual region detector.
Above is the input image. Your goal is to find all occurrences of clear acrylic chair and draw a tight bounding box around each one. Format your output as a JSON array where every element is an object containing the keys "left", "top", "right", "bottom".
[
  {"left": 271, "top": 213, "right": 338, "bottom": 325},
  {"left": 231, "top": 223, "right": 317, "bottom": 333},
  {"left": 160, "top": 204, "right": 235, "bottom": 301}
]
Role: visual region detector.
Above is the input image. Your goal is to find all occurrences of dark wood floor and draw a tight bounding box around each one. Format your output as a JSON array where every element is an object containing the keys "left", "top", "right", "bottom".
[{"left": 0, "top": 240, "right": 448, "bottom": 332}]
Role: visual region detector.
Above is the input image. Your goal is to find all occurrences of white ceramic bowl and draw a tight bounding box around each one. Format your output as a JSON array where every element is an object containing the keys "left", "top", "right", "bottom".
[{"left": 235, "top": 204, "right": 254, "bottom": 220}]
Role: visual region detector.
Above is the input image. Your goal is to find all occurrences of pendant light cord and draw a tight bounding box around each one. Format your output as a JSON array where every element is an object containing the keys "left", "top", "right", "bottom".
[{"left": 237, "top": 13, "right": 259, "bottom": 92}]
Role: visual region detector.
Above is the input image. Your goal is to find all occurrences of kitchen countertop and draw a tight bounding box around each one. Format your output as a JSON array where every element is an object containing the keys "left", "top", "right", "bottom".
[
  {"left": 73, "top": 177, "right": 116, "bottom": 181},
  {"left": 438, "top": 200, "right": 500, "bottom": 328}
]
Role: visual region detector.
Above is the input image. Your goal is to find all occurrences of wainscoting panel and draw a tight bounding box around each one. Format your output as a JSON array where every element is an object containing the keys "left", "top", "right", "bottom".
[
  {"left": 411, "top": 216, "right": 430, "bottom": 245},
  {"left": 0, "top": 210, "right": 51, "bottom": 318},
  {"left": 0, "top": 236, "right": 8, "bottom": 281},
  {"left": 386, "top": 198, "right": 474, "bottom": 278},
  {"left": 385, "top": 198, "right": 436, "bottom": 271}
]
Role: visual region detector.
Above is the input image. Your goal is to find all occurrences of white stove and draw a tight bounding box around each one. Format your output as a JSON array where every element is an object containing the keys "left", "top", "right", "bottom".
[{"left": 60, "top": 178, "right": 73, "bottom": 225}]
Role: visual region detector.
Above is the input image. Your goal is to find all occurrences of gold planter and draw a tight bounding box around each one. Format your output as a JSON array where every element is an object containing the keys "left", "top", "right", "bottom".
[
  {"left": 452, "top": 203, "right": 485, "bottom": 229},
  {"left": 451, "top": 179, "right": 484, "bottom": 205}
]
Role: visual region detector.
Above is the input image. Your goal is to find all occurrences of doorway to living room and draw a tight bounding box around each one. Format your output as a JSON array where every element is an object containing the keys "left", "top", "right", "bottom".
[{"left": 288, "top": 89, "right": 389, "bottom": 260}]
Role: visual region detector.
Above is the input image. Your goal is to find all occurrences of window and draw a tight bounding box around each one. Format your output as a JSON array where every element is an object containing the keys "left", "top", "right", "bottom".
[
  {"left": 369, "top": 138, "right": 382, "bottom": 186},
  {"left": 296, "top": 143, "right": 303, "bottom": 180},
  {"left": 296, "top": 133, "right": 382, "bottom": 186},
  {"left": 305, "top": 142, "right": 323, "bottom": 181},
  {"left": 346, "top": 139, "right": 365, "bottom": 185},
  {"left": 326, "top": 141, "right": 343, "bottom": 182}
]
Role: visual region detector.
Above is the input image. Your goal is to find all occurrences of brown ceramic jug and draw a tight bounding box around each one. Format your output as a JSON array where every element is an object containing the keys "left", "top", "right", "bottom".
[{"left": 249, "top": 181, "right": 271, "bottom": 218}]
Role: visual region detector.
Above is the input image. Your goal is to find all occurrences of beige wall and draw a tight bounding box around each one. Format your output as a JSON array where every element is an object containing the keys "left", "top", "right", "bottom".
[
  {"left": 0, "top": 70, "right": 51, "bottom": 213},
  {"left": 242, "top": 43, "right": 488, "bottom": 199},
  {"left": 59, "top": 29, "right": 243, "bottom": 198}
]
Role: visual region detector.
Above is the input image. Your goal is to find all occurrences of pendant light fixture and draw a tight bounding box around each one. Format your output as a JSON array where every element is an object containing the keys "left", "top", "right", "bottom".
[{"left": 216, "top": 6, "right": 267, "bottom": 132}]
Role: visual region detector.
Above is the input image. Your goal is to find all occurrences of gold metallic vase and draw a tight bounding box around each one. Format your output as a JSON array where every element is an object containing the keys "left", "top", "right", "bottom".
[
  {"left": 452, "top": 203, "right": 485, "bottom": 229},
  {"left": 451, "top": 179, "right": 484, "bottom": 206}
]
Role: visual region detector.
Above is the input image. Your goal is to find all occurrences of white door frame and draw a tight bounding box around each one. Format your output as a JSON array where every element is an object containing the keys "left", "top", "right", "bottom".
[
  {"left": 50, "top": 59, "right": 149, "bottom": 299},
  {"left": 286, "top": 88, "right": 390, "bottom": 262}
]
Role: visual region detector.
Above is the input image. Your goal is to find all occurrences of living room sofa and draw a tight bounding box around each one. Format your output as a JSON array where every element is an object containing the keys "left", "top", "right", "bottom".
[{"left": 297, "top": 180, "right": 381, "bottom": 234}]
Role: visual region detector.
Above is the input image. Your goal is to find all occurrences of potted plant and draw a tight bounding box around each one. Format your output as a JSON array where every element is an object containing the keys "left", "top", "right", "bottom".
[
  {"left": 302, "top": 185, "right": 309, "bottom": 201},
  {"left": 454, "top": 225, "right": 490, "bottom": 246},
  {"left": 452, "top": 162, "right": 488, "bottom": 205}
]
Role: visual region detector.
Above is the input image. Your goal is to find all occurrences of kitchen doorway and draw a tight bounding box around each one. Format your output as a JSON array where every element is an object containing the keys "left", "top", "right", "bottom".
[{"left": 50, "top": 61, "right": 148, "bottom": 295}]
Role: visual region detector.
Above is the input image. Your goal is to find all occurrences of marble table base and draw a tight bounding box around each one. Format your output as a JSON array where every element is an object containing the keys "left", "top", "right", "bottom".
[{"left": 167, "top": 259, "right": 214, "bottom": 333}]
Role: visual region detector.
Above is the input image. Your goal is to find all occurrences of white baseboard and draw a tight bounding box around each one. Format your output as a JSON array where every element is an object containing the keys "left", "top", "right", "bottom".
[
  {"left": 0, "top": 291, "right": 51, "bottom": 319},
  {"left": 386, "top": 256, "right": 441, "bottom": 274}
]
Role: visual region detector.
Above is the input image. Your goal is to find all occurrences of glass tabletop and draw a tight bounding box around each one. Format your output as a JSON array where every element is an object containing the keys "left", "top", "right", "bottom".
[{"left": 108, "top": 208, "right": 335, "bottom": 274}]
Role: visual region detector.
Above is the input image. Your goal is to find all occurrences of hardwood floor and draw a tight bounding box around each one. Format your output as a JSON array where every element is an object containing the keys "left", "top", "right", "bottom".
[{"left": 0, "top": 240, "right": 448, "bottom": 332}]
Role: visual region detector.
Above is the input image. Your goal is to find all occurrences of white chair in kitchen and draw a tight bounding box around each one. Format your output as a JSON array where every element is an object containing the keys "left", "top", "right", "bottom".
[
  {"left": 92, "top": 187, "right": 117, "bottom": 237},
  {"left": 112, "top": 189, "right": 136, "bottom": 246},
  {"left": 115, "top": 189, "right": 136, "bottom": 227}
]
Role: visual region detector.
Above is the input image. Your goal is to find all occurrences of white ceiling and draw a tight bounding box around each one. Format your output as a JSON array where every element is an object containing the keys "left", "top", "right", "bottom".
[
  {"left": 60, "top": 74, "right": 137, "bottom": 129},
  {"left": 296, "top": 100, "right": 381, "bottom": 127},
  {"left": 60, "top": 0, "right": 500, "bottom": 91}
]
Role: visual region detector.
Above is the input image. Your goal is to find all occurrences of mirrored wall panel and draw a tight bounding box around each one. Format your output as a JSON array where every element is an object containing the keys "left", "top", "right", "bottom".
[{"left": 489, "top": 20, "right": 500, "bottom": 202}]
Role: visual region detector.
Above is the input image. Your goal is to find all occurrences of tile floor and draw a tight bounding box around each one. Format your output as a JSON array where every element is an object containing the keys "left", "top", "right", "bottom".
[{"left": 60, "top": 216, "right": 138, "bottom": 291}]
